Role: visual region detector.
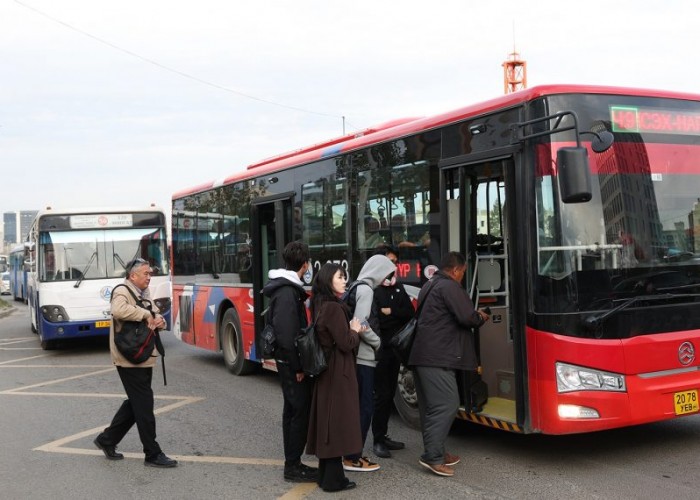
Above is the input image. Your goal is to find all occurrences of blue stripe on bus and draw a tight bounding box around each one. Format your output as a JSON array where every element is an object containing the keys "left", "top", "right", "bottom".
[{"left": 321, "top": 145, "right": 343, "bottom": 158}]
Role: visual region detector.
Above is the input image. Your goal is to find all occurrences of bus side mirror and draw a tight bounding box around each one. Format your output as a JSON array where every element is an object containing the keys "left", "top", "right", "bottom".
[{"left": 557, "top": 147, "right": 592, "bottom": 203}]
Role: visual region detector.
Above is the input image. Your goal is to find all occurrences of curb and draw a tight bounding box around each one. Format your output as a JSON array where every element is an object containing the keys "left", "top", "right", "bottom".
[{"left": 0, "top": 304, "right": 16, "bottom": 319}]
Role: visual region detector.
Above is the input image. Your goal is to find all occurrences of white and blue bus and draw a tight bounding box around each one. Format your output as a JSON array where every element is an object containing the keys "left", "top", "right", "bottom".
[
  {"left": 8, "top": 243, "right": 30, "bottom": 302},
  {"left": 27, "top": 206, "right": 171, "bottom": 349}
]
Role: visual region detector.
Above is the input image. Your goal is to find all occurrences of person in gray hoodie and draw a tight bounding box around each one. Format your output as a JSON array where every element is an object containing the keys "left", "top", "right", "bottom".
[{"left": 342, "top": 254, "right": 396, "bottom": 472}]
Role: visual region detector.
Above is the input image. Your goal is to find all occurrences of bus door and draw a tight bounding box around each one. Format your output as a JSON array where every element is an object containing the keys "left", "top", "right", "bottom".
[
  {"left": 251, "top": 196, "right": 294, "bottom": 353},
  {"left": 440, "top": 157, "right": 517, "bottom": 425}
]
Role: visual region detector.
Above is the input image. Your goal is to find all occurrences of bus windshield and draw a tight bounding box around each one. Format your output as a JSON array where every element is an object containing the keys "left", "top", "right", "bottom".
[
  {"left": 38, "top": 227, "right": 168, "bottom": 282},
  {"left": 534, "top": 95, "right": 700, "bottom": 337}
]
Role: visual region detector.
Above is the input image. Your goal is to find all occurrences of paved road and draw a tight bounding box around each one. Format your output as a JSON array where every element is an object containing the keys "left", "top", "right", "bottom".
[{"left": 1, "top": 301, "right": 700, "bottom": 499}]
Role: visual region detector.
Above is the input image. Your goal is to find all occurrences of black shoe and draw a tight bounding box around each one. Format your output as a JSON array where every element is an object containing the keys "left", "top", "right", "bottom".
[
  {"left": 373, "top": 441, "right": 392, "bottom": 458},
  {"left": 93, "top": 437, "right": 124, "bottom": 460},
  {"left": 144, "top": 452, "right": 178, "bottom": 468},
  {"left": 383, "top": 436, "right": 405, "bottom": 450},
  {"left": 323, "top": 479, "right": 356, "bottom": 492},
  {"left": 284, "top": 463, "right": 319, "bottom": 482}
]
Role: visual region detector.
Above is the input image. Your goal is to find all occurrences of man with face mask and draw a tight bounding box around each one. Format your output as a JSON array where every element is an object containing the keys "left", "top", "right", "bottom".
[{"left": 370, "top": 245, "right": 415, "bottom": 458}]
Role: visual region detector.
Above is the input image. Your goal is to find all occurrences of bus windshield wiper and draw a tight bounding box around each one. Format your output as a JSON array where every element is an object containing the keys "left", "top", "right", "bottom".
[
  {"left": 113, "top": 253, "right": 127, "bottom": 272},
  {"left": 583, "top": 293, "right": 700, "bottom": 331},
  {"left": 74, "top": 251, "right": 97, "bottom": 288},
  {"left": 654, "top": 282, "right": 700, "bottom": 294}
]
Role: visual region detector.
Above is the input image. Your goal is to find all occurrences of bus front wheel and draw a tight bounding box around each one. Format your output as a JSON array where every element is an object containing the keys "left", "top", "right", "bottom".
[
  {"left": 38, "top": 329, "right": 55, "bottom": 350},
  {"left": 221, "top": 308, "right": 255, "bottom": 376},
  {"left": 393, "top": 365, "right": 421, "bottom": 430}
]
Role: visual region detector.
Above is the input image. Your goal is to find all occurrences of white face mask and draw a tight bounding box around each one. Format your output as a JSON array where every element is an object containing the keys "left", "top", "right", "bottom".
[{"left": 383, "top": 275, "right": 396, "bottom": 287}]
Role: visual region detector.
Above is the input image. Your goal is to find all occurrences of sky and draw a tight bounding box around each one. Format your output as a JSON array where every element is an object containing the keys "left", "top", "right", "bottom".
[{"left": 1, "top": 0, "right": 698, "bottom": 223}]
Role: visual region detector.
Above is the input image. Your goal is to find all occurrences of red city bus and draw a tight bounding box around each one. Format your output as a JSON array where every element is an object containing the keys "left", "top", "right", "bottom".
[{"left": 171, "top": 84, "right": 700, "bottom": 434}]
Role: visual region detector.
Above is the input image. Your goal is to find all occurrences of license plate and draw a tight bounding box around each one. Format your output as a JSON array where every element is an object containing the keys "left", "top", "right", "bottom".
[
  {"left": 95, "top": 321, "right": 111, "bottom": 328},
  {"left": 674, "top": 390, "right": 699, "bottom": 415}
]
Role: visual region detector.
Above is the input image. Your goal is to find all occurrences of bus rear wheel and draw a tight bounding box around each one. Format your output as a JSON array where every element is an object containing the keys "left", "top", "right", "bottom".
[
  {"left": 221, "top": 308, "right": 255, "bottom": 375},
  {"left": 393, "top": 365, "right": 421, "bottom": 430}
]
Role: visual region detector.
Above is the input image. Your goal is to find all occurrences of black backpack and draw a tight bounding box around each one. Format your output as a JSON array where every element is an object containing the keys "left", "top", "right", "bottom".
[
  {"left": 341, "top": 280, "right": 379, "bottom": 333},
  {"left": 261, "top": 283, "right": 306, "bottom": 360},
  {"left": 340, "top": 280, "right": 368, "bottom": 312},
  {"left": 260, "top": 295, "right": 278, "bottom": 359}
]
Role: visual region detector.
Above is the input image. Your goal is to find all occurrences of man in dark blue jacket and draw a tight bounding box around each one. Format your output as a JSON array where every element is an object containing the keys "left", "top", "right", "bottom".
[
  {"left": 408, "top": 252, "right": 490, "bottom": 478},
  {"left": 261, "top": 241, "right": 317, "bottom": 482}
]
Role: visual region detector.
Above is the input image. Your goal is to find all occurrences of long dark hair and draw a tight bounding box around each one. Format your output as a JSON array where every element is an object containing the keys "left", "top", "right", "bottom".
[{"left": 310, "top": 262, "right": 346, "bottom": 319}]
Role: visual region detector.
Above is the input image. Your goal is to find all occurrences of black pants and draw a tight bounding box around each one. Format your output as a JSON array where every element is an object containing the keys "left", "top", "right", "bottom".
[
  {"left": 99, "top": 366, "right": 162, "bottom": 459},
  {"left": 277, "top": 362, "right": 313, "bottom": 466},
  {"left": 372, "top": 345, "right": 401, "bottom": 443},
  {"left": 318, "top": 457, "right": 348, "bottom": 491}
]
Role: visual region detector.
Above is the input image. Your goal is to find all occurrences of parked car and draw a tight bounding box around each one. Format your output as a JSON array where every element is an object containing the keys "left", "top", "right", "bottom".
[{"left": 0, "top": 271, "right": 10, "bottom": 295}]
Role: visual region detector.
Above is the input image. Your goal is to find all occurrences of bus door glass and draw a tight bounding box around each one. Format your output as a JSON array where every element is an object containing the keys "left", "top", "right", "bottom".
[
  {"left": 252, "top": 198, "right": 293, "bottom": 334},
  {"left": 441, "top": 159, "right": 517, "bottom": 422}
]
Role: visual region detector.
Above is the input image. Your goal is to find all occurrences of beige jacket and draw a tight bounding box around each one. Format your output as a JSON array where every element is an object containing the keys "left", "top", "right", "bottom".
[{"left": 109, "top": 279, "right": 161, "bottom": 368}]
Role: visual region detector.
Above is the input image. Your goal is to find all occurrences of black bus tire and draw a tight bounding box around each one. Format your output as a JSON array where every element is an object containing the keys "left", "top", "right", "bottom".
[
  {"left": 221, "top": 308, "right": 255, "bottom": 375},
  {"left": 38, "top": 328, "right": 55, "bottom": 350},
  {"left": 393, "top": 365, "right": 421, "bottom": 430}
]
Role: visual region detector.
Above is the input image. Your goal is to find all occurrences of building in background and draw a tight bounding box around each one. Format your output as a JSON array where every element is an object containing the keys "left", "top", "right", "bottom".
[
  {"left": 2, "top": 210, "right": 38, "bottom": 251},
  {"left": 3, "top": 212, "right": 17, "bottom": 247}
]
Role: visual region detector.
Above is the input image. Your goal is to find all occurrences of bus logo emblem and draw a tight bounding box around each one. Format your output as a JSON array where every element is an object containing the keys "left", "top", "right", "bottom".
[
  {"left": 678, "top": 342, "right": 695, "bottom": 366},
  {"left": 100, "top": 286, "right": 113, "bottom": 301}
]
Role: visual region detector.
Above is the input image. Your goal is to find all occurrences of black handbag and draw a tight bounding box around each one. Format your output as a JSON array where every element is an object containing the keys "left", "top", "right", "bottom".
[
  {"left": 389, "top": 281, "right": 436, "bottom": 365},
  {"left": 389, "top": 317, "right": 417, "bottom": 365},
  {"left": 295, "top": 322, "right": 327, "bottom": 377},
  {"left": 114, "top": 320, "right": 157, "bottom": 364}
]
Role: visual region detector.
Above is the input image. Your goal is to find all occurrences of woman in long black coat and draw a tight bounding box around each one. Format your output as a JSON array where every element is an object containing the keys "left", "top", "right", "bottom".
[{"left": 306, "top": 263, "right": 363, "bottom": 492}]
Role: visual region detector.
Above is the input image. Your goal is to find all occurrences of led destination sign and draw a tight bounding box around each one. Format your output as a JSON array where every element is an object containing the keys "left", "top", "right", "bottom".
[{"left": 611, "top": 106, "right": 700, "bottom": 135}]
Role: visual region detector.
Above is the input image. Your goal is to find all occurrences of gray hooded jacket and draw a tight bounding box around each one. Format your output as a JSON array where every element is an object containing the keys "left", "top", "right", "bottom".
[{"left": 352, "top": 254, "right": 396, "bottom": 367}]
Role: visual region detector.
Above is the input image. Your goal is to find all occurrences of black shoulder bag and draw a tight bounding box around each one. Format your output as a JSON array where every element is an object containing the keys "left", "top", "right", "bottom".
[
  {"left": 111, "top": 285, "right": 167, "bottom": 385},
  {"left": 389, "top": 281, "right": 436, "bottom": 365},
  {"left": 295, "top": 319, "right": 327, "bottom": 377}
]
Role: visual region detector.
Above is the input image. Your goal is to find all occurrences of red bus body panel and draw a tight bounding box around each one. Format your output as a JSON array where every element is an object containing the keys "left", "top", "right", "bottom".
[
  {"left": 172, "top": 284, "right": 257, "bottom": 359},
  {"left": 528, "top": 327, "right": 700, "bottom": 434}
]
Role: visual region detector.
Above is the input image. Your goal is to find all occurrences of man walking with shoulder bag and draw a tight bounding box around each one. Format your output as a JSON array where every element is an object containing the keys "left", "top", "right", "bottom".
[
  {"left": 94, "top": 258, "right": 176, "bottom": 468},
  {"left": 261, "top": 241, "right": 317, "bottom": 483}
]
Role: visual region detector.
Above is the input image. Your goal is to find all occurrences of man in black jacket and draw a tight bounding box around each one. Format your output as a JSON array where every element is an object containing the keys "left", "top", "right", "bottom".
[
  {"left": 261, "top": 241, "right": 317, "bottom": 483},
  {"left": 408, "top": 252, "right": 490, "bottom": 477},
  {"left": 371, "top": 245, "right": 414, "bottom": 458}
]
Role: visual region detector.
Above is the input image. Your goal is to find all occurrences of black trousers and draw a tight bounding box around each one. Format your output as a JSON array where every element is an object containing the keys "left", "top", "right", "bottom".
[
  {"left": 318, "top": 457, "right": 347, "bottom": 491},
  {"left": 277, "top": 362, "right": 313, "bottom": 466},
  {"left": 99, "top": 366, "right": 162, "bottom": 459},
  {"left": 372, "top": 345, "right": 401, "bottom": 443}
]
